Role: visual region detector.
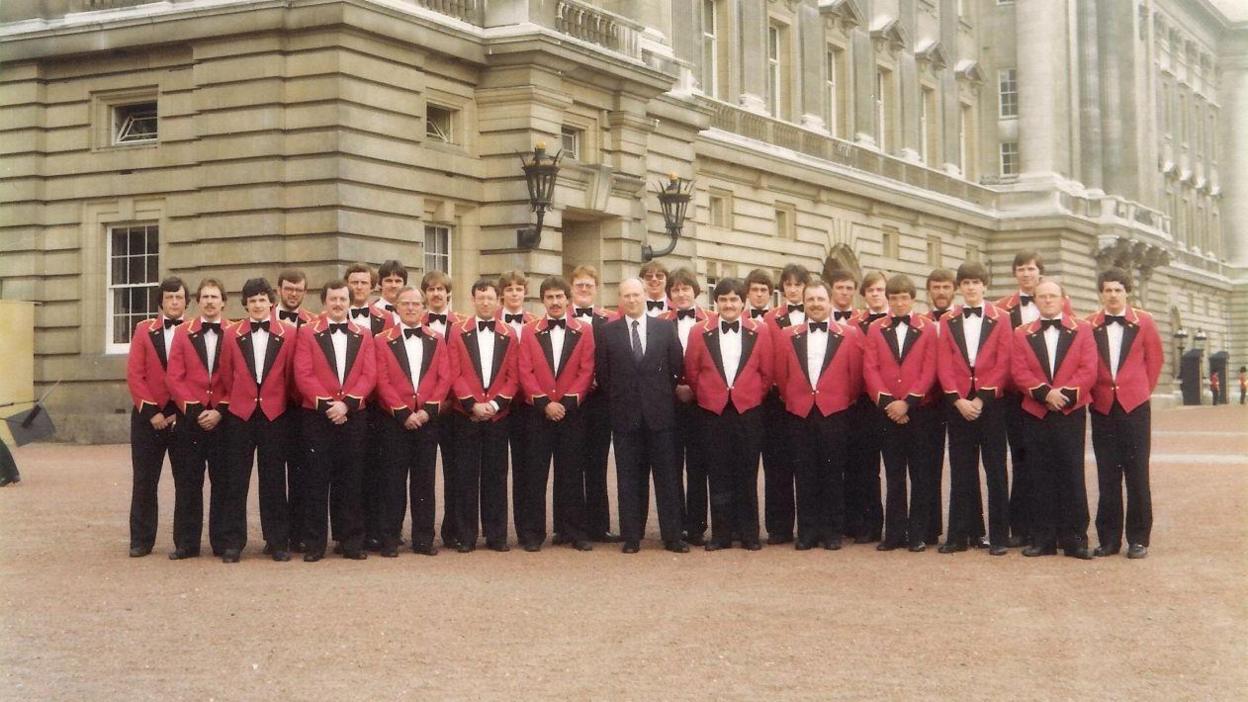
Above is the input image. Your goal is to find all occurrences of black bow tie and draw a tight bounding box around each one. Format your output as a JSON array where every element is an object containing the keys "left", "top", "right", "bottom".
[
  {"left": 963, "top": 307, "right": 983, "bottom": 318},
  {"left": 478, "top": 320, "right": 496, "bottom": 332},
  {"left": 329, "top": 322, "right": 348, "bottom": 334},
  {"left": 721, "top": 320, "right": 740, "bottom": 334},
  {"left": 278, "top": 310, "right": 299, "bottom": 323},
  {"left": 504, "top": 313, "right": 525, "bottom": 324},
  {"left": 809, "top": 321, "right": 828, "bottom": 333},
  {"left": 750, "top": 308, "right": 766, "bottom": 319},
  {"left": 384, "top": 304, "right": 396, "bottom": 313},
  {"left": 1040, "top": 318, "right": 1063, "bottom": 330},
  {"left": 867, "top": 312, "right": 887, "bottom": 323},
  {"left": 646, "top": 300, "right": 666, "bottom": 311},
  {"left": 676, "top": 308, "right": 696, "bottom": 320},
  {"left": 575, "top": 307, "right": 595, "bottom": 318},
  {"left": 250, "top": 320, "right": 270, "bottom": 333},
  {"left": 931, "top": 308, "right": 949, "bottom": 320},
  {"left": 403, "top": 327, "right": 422, "bottom": 339},
  {"left": 427, "top": 313, "right": 447, "bottom": 325},
  {"left": 547, "top": 318, "right": 566, "bottom": 329},
  {"left": 200, "top": 322, "right": 221, "bottom": 334},
  {"left": 350, "top": 307, "right": 369, "bottom": 319},
  {"left": 1019, "top": 294, "right": 1034, "bottom": 307},
  {"left": 833, "top": 310, "right": 852, "bottom": 322},
  {"left": 164, "top": 318, "right": 183, "bottom": 329},
  {"left": 1105, "top": 314, "right": 1126, "bottom": 326},
  {"left": 892, "top": 315, "right": 910, "bottom": 327},
  {"left": 788, "top": 303, "right": 804, "bottom": 314}
]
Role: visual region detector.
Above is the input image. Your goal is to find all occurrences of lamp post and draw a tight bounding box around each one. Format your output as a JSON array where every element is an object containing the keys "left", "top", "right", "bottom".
[
  {"left": 1194, "top": 328, "right": 1207, "bottom": 352},
  {"left": 642, "top": 172, "right": 694, "bottom": 262},
  {"left": 1172, "top": 327, "right": 1187, "bottom": 378},
  {"left": 517, "top": 142, "right": 562, "bottom": 250}
]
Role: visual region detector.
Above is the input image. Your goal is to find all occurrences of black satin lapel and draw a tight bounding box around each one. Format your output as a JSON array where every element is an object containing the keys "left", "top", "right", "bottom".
[
  {"left": 1094, "top": 325, "right": 1112, "bottom": 370},
  {"left": 977, "top": 317, "right": 997, "bottom": 357},
  {"left": 1028, "top": 331, "right": 1053, "bottom": 383},
  {"left": 822, "top": 333, "right": 843, "bottom": 374},
  {"left": 1119, "top": 323, "right": 1139, "bottom": 368},
  {"left": 1053, "top": 328, "right": 1074, "bottom": 379},
  {"left": 539, "top": 330, "right": 556, "bottom": 375},
  {"left": 419, "top": 334, "right": 435, "bottom": 382},
  {"left": 465, "top": 329, "right": 483, "bottom": 381},
  {"left": 778, "top": 314, "right": 791, "bottom": 328},
  {"left": 950, "top": 317, "right": 971, "bottom": 368},
  {"left": 898, "top": 325, "right": 919, "bottom": 365},
  {"left": 239, "top": 333, "right": 258, "bottom": 384},
  {"left": 793, "top": 334, "right": 811, "bottom": 387},
  {"left": 1010, "top": 305, "right": 1023, "bottom": 329},
  {"left": 315, "top": 331, "right": 337, "bottom": 382},
  {"left": 261, "top": 334, "right": 282, "bottom": 385},
  {"left": 883, "top": 325, "right": 902, "bottom": 365},
  {"left": 372, "top": 315, "right": 385, "bottom": 336},
  {"left": 738, "top": 328, "right": 757, "bottom": 379},
  {"left": 489, "top": 334, "right": 509, "bottom": 389},
  {"left": 706, "top": 330, "right": 727, "bottom": 384},
  {"left": 389, "top": 336, "right": 412, "bottom": 384},
  {"left": 191, "top": 331, "right": 210, "bottom": 374},
  {"left": 151, "top": 326, "right": 168, "bottom": 369},
  {"left": 344, "top": 333, "right": 361, "bottom": 383},
  {"left": 557, "top": 330, "right": 580, "bottom": 378}
]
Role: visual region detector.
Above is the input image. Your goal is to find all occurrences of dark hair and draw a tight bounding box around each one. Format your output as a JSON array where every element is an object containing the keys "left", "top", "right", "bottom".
[
  {"left": 321, "top": 279, "right": 349, "bottom": 302},
  {"left": 1097, "top": 267, "right": 1133, "bottom": 293},
  {"left": 241, "top": 277, "right": 274, "bottom": 302},
  {"left": 826, "top": 268, "right": 857, "bottom": 286},
  {"left": 159, "top": 276, "right": 187, "bottom": 298},
  {"left": 779, "top": 263, "right": 811, "bottom": 287},
  {"left": 378, "top": 259, "right": 408, "bottom": 284},
  {"left": 745, "top": 268, "right": 774, "bottom": 292},
  {"left": 539, "top": 275, "right": 571, "bottom": 298},
  {"left": 471, "top": 279, "right": 500, "bottom": 297},
  {"left": 956, "top": 262, "right": 991, "bottom": 286},
  {"left": 195, "top": 278, "right": 227, "bottom": 302},
  {"left": 713, "top": 277, "right": 747, "bottom": 301},
  {"left": 1012, "top": 250, "right": 1045, "bottom": 274},
  {"left": 344, "top": 262, "right": 376, "bottom": 286},
  {"left": 884, "top": 274, "right": 917, "bottom": 298},
  {"left": 666, "top": 267, "right": 701, "bottom": 296},
  {"left": 277, "top": 269, "right": 307, "bottom": 288},
  {"left": 859, "top": 271, "right": 886, "bottom": 296},
  {"left": 420, "top": 270, "right": 452, "bottom": 293},
  {"left": 498, "top": 270, "right": 528, "bottom": 289},
  {"left": 926, "top": 268, "right": 955, "bottom": 287},
  {"left": 639, "top": 260, "right": 669, "bottom": 278}
]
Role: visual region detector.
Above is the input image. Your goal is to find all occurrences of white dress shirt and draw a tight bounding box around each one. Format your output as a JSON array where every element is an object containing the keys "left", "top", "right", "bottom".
[
  {"left": 1042, "top": 316, "right": 1062, "bottom": 377},
  {"left": 475, "top": 317, "right": 497, "bottom": 389},
  {"left": 626, "top": 313, "right": 647, "bottom": 355},
  {"left": 1106, "top": 314, "right": 1125, "bottom": 380},
  {"left": 892, "top": 318, "right": 908, "bottom": 358},
  {"left": 644, "top": 298, "right": 668, "bottom": 317},
  {"left": 161, "top": 317, "right": 178, "bottom": 357},
  {"left": 249, "top": 320, "right": 270, "bottom": 385},
  {"left": 373, "top": 298, "right": 399, "bottom": 326},
  {"left": 786, "top": 306, "right": 806, "bottom": 327},
  {"left": 401, "top": 324, "right": 425, "bottom": 390},
  {"left": 503, "top": 308, "right": 527, "bottom": 339},
  {"left": 202, "top": 320, "right": 220, "bottom": 375},
  {"left": 719, "top": 320, "right": 743, "bottom": 388},
  {"left": 547, "top": 319, "right": 566, "bottom": 375},
  {"left": 806, "top": 324, "right": 828, "bottom": 390},
  {"left": 1019, "top": 292, "right": 1040, "bottom": 325},
  {"left": 330, "top": 322, "right": 348, "bottom": 385},
  {"left": 675, "top": 309, "right": 698, "bottom": 352},
  {"left": 426, "top": 309, "right": 449, "bottom": 337},
  {"left": 962, "top": 307, "right": 985, "bottom": 368}
]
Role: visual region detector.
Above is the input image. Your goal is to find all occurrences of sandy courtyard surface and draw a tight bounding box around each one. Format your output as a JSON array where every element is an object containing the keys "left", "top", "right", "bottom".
[{"left": 2, "top": 404, "right": 1245, "bottom": 700}]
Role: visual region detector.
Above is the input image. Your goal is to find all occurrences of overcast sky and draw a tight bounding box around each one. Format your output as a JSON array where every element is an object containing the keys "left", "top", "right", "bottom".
[{"left": 1210, "top": 0, "right": 1247, "bottom": 21}]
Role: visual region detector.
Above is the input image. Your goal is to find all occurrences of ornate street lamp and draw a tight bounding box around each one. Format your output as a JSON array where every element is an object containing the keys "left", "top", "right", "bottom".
[
  {"left": 518, "top": 142, "right": 562, "bottom": 250},
  {"left": 1194, "top": 328, "right": 1207, "bottom": 351},
  {"left": 643, "top": 172, "right": 694, "bottom": 262},
  {"left": 1172, "top": 327, "right": 1188, "bottom": 378}
]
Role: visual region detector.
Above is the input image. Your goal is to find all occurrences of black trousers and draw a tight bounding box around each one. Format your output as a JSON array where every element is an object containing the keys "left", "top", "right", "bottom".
[
  {"left": 129, "top": 407, "right": 177, "bottom": 550},
  {"left": 1023, "top": 408, "right": 1090, "bottom": 551},
  {"left": 946, "top": 400, "right": 1009, "bottom": 547},
  {"left": 378, "top": 413, "right": 439, "bottom": 550},
  {"left": 452, "top": 413, "right": 510, "bottom": 547},
  {"left": 916, "top": 410, "right": 947, "bottom": 543},
  {"left": 508, "top": 402, "right": 533, "bottom": 538},
  {"left": 675, "top": 401, "right": 708, "bottom": 539},
  {"left": 0, "top": 439, "right": 18, "bottom": 482},
  {"left": 1091, "top": 401, "right": 1153, "bottom": 549},
  {"left": 793, "top": 408, "right": 849, "bottom": 545},
  {"left": 613, "top": 422, "right": 683, "bottom": 543},
  {"left": 224, "top": 411, "right": 289, "bottom": 552},
  {"left": 302, "top": 410, "right": 365, "bottom": 555},
  {"left": 361, "top": 406, "right": 387, "bottom": 547},
  {"left": 879, "top": 405, "right": 938, "bottom": 547},
  {"left": 519, "top": 405, "right": 589, "bottom": 545},
  {"left": 761, "top": 390, "right": 795, "bottom": 540},
  {"left": 1005, "top": 393, "right": 1032, "bottom": 541},
  {"left": 581, "top": 391, "right": 613, "bottom": 537},
  {"left": 171, "top": 412, "right": 229, "bottom": 555},
  {"left": 435, "top": 411, "right": 459, "bottom": 546},
  {"left": 845, "top": 398, "right": 884, "bottom": 540},
  {"left": 284, "top": 410, "right": 309, "bottom": 548},
  {"left": 701, "top": 404, "right": 763, "bottom": 544}
]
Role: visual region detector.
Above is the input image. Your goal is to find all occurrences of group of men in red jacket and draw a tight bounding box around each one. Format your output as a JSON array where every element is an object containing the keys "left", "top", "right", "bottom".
[{"left": 125, "top": 249, "right": 1162, "bottom": 562}]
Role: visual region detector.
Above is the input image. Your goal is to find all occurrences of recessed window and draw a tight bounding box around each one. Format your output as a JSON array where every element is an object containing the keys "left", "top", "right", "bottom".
[
  {"left": 998, "top": 69, "right": 1018, "bottom": 119},
  {"left": 927, "top": 236, "right": 943, "bottom": 266},
  {"left": 775, "top": 203, "right": 796, "bottom": 240},
  {"left": 701, "top": 0, "right": 718, "bottom": 96},
  {"left": 881, "top": 226, "right": 900, "bottom": 259},
  {"left": 826, "top": 46, "right": 849, "bottom": 139},
  {"left": 875, "top": 68, "right": 894, "bottom": 152},
  {"left": 113, "top": 102, "right": 158, "bottom": 145},
  {"left": 426, "top": 104, "right": 455, "bottom": 144},
  {"left": 560, "top": 126, "right": 582, "bottom": 160},
  {"left": 965, "top": 243, "right": 981, "bottom": 262},
  {"left": 767, "top": 24, "right": 788, "bottom": 119},
  {"left": 424, "top": 224, "right": 452, "bottom": 274},
  {"left": 708, "top": 188, "right": 732, "bottom": 229},
  {"left": 1000, "top": 141, "right": 1020, "bottom": 176},
  {"left": 107, "top": 224, "right": 161, "bottom": 351}
]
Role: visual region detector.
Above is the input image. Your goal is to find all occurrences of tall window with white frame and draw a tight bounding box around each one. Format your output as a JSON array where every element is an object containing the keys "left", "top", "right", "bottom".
[
  {"left": 767, "top": 24, "right": 783, "bottom": 118},
  {"left": 701, "top": 0, "right": 718, "bottom": 97},
  {"left": 107, "top": 223, "right": 161, "bottom": 352},
  {"left": 875, "top": 68, "right": 893, "bottom": 152},
  {"left": 826, "top": 46, "right": 849, "bottom": 138},
  {"left": 998, "top": 68, "right": 1018, "bottom": 119},
  {"left": 920, "top": 88, "right": 935, "bottom": 164},
  {"left": 424, "top": 224, "right": 452, "bottom": 275},
  {"left": 959, "top": 102, "right": 976, "bottom": 180},
  {"left": 1000, "top": 141, "right": 1020, "bottom": 177}
]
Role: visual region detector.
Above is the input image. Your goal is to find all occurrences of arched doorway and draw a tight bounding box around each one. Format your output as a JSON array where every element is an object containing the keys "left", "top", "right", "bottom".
[{"left": 822, "top": 243, "right": 861, "bottom": 282}]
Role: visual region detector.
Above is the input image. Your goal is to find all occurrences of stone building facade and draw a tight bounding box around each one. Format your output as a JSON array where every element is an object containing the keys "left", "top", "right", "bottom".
[{"left": 1, "top": 0, "right": 1244, "bottom": 441}]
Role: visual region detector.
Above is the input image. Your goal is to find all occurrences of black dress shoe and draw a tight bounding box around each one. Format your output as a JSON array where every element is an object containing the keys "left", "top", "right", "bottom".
[
  {"left": 1007, "top": 534, "right": 1028, "bottom": 548},
  {"left": 823, "top": 538, "right": 842, "bottom": 551},
  {"left": 988, "top": 545, "right": 1009, "bottom": 556},
  {"left": 522, "top": 541, "right": 541, "bottom": 553},
  {"left": 262, "top": 543, "right": 274, "bottom": 555},
  {"left": 684, "top": 533, "right": 706, "bottom": 547},
  {"left": 590, "top": 532, "right": 622, "bottom": 543},
  {"left": 621, "top": 541, "right": 640, "bottom": 554},
  {"left": 272, "top": 550, "right": 292, "bottom": 562},
  {"left": 455, "top": 542, "right": 475, "bottom": 554},
  {"left": 411, "top": 544, "right": 439, "bottom": 556},
  {"left": 876, "top": 541, "right": 902, "bottom": 552},
  {"left": 704, "top": 540, "right": 730, "bottom": 552},
  {"left": 794, "top": 539, "right": 815, "bottom": 551},
  {"left": 379, "top": 546, "right": 399, "bottom": 558},
  {"left": 1022, "top": 544, "right": 1057, "bottom": 557},
  {"left": 907, "top": 542, "right": 927, "bottom": 553},
  {"left": 853, "top": 534, "right": 875, "bottom": 545},
  {"left": 766, "top": 534, "right": 793, "bottom": 545},
  {"left": 1063, "top": 546, "right": 1093, "bottom": 560},
  {"left": 1127, "top": 544, "right": 1148, "bottom": 559},
  {"left": 664, "top": 540, "right": 690, "bottom": 554},
  {"left": 364, "top": 538, "right": 382, "bottom": 553},
  {"left": 129, "top": 545, "right": 152, "bottom": 558},
  {"left": 742, "top": 540, "right": 763, "bottom": 551},
  {"left": 938, "top": 541, "right": 968, "bottom": 554},
  {"left": 572, "top": 540, "right": 593, "bottom": 552},
  {"left": 303, "top": 551, "right": 324, "bottom": 562},
  {"left": 221, "top": 549, "right": 242, "bottom": 563},
  {"left": 168, "top": 548, "right": 199, "bottom": 560},
  {"left": 551, "top": 533, "right": 571, "bottom": 546},
  {"left": 1094, "top": 544, "right": 1121, "bottom": 557},
  {"left": 487, "top": 541, "right": 510, "bottom": 553},
  {"left": 342, "top": 550, "right": 367, "bottom": 560},
  {"left": 972, "top": 537, "right": 991, "bottom": 550}
]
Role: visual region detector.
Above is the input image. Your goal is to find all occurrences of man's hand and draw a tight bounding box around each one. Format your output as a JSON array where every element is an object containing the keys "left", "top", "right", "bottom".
[
  {"left": 471, "top": 403, "right": 494, "bottom": 421},
  {"left": 954, "top": 398, "right": 981, "bottom": 422},
  {"left": 544, "top": 402, "right": 566, "bottom": 422},
  {"left": 149, "top": 413, "right": 170, "bottom": 430},
  {"left": 326, "top": 400, "right": 349, "bottom": 424},
  {"left": 1045, "top": 389, "right": 1070, "bottom": 412},
  {"left": 884, "top": 399, "right": 910, "bottom": 423},
  {"left": 198, "top": 408, "right": 222, "bottom": 431},
  {"left": 675, "top": 384, "right": 694, "bottom": 403},
  {"left": 403, "top": 410, "right": 426, "bottom": 431}
]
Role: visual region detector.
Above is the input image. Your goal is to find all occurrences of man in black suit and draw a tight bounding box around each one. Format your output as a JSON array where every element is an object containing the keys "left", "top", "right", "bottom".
[{"left": 595, "top": 278, "right": 688, "bottom": 554}]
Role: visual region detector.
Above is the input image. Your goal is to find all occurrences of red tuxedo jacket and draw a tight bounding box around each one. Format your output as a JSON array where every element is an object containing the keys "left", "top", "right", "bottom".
[
  {"left": 775, "top": 320, "right": 863, "bottom": 418},
  {"left": 518, "top": 316, "right": 596, "bottom": 411},
  {"left": 684, "top": 316, "right": 773, "bottom": 414},
  {"left": 863, "top": 312, "right": 939, "bottom": 409},
  {"left": 661, "top": 306, "right": 714, "bottom": 384},
  {"left": 166, "top": 317, "right": 234, "bottom": 417},
  {"left": 126, "top": 317, "right": 178, "bottom": 418},
  {"left": 447, "top": 316, "right": 520, "bottom": 421},
  {"left": 1011, "top": 316, "right": 1098, "bottom": 419},
  {"left": 349, "top": 304, "right": 396, "bottom": 338},
  {"left": 936, "top": 303, "right": 1013, "bottom": 403},
  {"left": 219, "top": 316, "right": 298, "bottom": 421},
  {"left": 294, "top": 317, "right": 377, "bottom": 413},
  {"left": 373, "top": 325, "right": 452, "bottom": 423},
  {"left": 1086, "top": 307, "right": 1164, "bottom": 414}
]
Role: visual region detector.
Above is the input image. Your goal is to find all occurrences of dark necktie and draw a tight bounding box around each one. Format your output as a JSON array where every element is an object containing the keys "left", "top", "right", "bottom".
[
  {"left": 329, "top": 322, "right": 348, "bottom": 335},
  {"left": 931, "top": 308, "right": 949, "bottom": 320},
  {"left": 547, "top": 318, "right": 566, "bottom": 329},
  {"left": 403, "top": 327, "right": 421, "bottom": 339},
  {"left": 575, "top": 307, "right": 594, "bottom": 318},
  {"left": 278, "top": 310, "right": 298, "bottom": 323},
  {"left": 630, "top": 320, "right": 644, "bottom": 361},
  {"left": 201, "top": 322, "right": 221, "bottom": 334},
  {"left": 788, "top": 303, "right": 804, "bottom": 314},
  {"left": 867, "top": 312, "right": 887, "bottom": 324},
  {"left": 478, "top": 320, "right": 496, "bottom": 332},
  {"left": 384, "top": 304, "right": 396, "bottom": 313},
  {"left": 1040, "top": 318, "right": 1062, "bottom": 330},
  {"left": 721, "top": 320, "right": 740, "bottom": 334},
  {"left": 1019, "top": 294, "right": 1034, "bottom": 307},
  {"left": 809, "top": 321, "right": 827, "bottom": 333},
  {"left": 427, "top": 313, "right": 447, "bottom": 325},
  {"left": 676, "top": 308, "right": 696, "bottom": 320},
  {"left": 750, "top": 308, "right": 766, "bottom": 319},
  {"left": 350, "top": 307, "right": 369, "bottom": 319},
  {"left": 504, "top": 313, "right": 524, "bottom": 324},
  {"left": 892, "top": 315, "right": 909, "bottom": 327},
  {"left": 833, "top": 310, "right": 851, "bottom": 322},
  {"left": 250, "top": 320, "right": 270, "bottom": 333},
  {"left": 1105, "top": 314, "right": 1126, "bottom": 326},
  {"left": 164, "top": 318, "right": 183, "bottom": 329},
  {"left": 646, "top": 300, "right": 665, "bottom": 311},
  {"left": 963, "top": 307, "right": 983, "bottom": 318}
]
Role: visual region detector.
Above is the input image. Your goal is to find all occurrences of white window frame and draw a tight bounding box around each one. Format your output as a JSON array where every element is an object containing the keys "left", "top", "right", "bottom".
[
  {"left": 826, "top": 47, "right": 840, "bottom": 137},
  {"left": 426, "top": 103, "right": 455, "bottom": 144},
  {"left": 105, "top": 223, "right": 161, "bottom": 355},
  {"left": 560, "top": 125, "right": 582, "bottom": 160},
  {"left": 875, "top": 68, "right": 891, "bottom": 152},
  {"left": 112, "top": 102, "right": 158, "bottom": 145},
  {"left": 701, "top": 0, "right": 718, "bottom": 97},
  {"left": 424, "top": 224, "right": 452, "bottom": 276},
  {"left": 1000, "top": 141, "right": 1020, "bottom": 176},
  {"left": 767, "top": 24, "right": 783, "bottom": 117},
  {"left": 998, "top": 69, "right": 1018, "bottom": 119}
]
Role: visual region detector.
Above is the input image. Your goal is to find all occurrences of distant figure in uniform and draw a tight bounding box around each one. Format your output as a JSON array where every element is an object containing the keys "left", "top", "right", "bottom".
[
  {"left": 1209, "top": 372, "right": 1220, "bottom": 405},
  {"left": 1239, "top": 366, "right": 1247, "bottom": 405}
]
